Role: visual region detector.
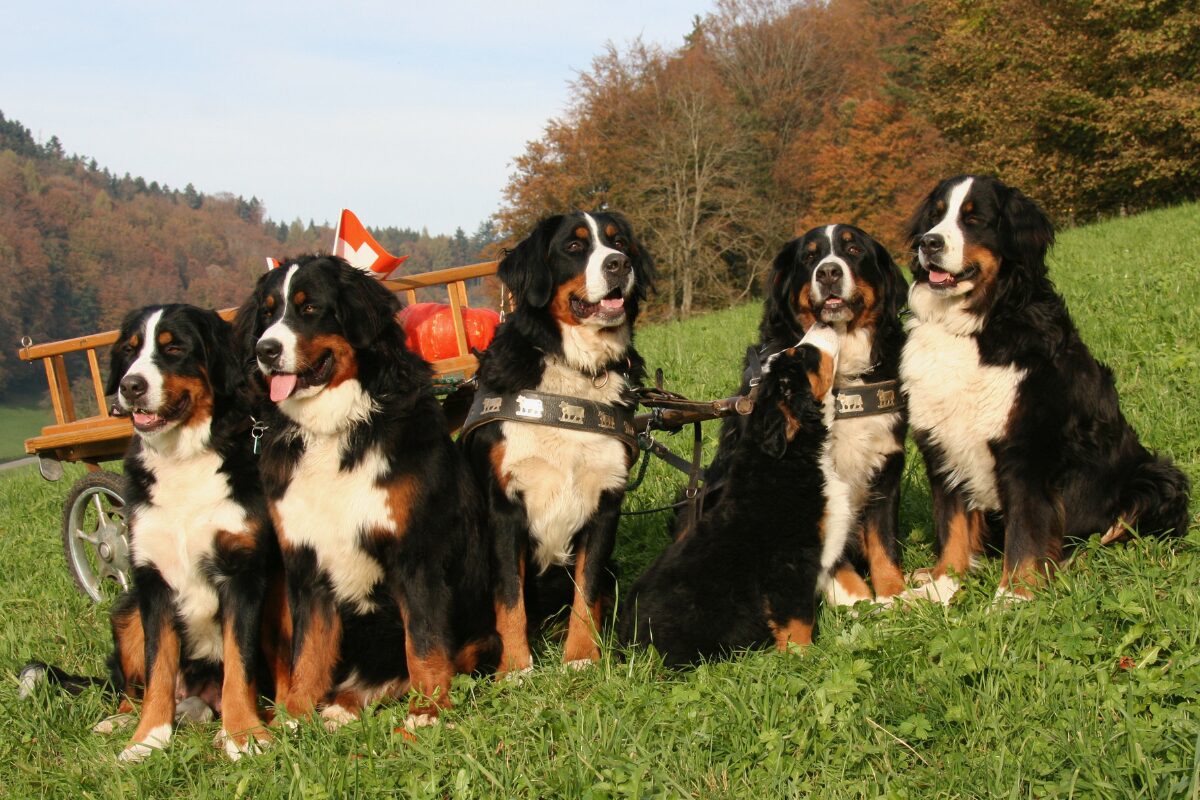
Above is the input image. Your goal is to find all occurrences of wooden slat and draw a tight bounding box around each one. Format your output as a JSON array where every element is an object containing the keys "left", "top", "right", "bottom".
[
  {"left": 26, "top": 417, "right": 132, "bottom": 453},
  {"left": 87, "top": 348, "right": 109, "bottom": 419},
  {"left": 456, "top": 280, "right": 471, "bottom": 308},
  {"left": 19, "top": 306, "right": 240, "bottom": 361},
  {"left": 429, "top": 354, "right": 479, "bottom": 376},
  {"left": 404, "top": 289, "right": 417, "bottom": 306},
  {"left": 445, "top": 281, "right": 470, "bottom": 358},
  {"left": 44, "top": 359, "right": 66, "bottom": 425},
  {"left": 52, "top": 356, "right": 77, "bottom": 422},
  {"left": 382, "top": 261, "right": 498, "bottom": 292}
]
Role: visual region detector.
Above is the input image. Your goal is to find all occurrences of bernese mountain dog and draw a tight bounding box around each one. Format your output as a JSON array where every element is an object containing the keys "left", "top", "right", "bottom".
[
  {"left": 237, "top": 254, "right": 495, "bottom": 729},
  {"left": 620, "top": 327, "right": 846, "bottom": 664},
  {"left": 462, "top": 211, "right": 655, "bottom": 672},
  {"left": 900, "top": 174, "right": 1191, "bottom": 603},
  {"left": 700, "top": 224, "right": 908, "bottom": 605},
  {"left": 21, "top": 304, "right": 284, "bottom": 762}
]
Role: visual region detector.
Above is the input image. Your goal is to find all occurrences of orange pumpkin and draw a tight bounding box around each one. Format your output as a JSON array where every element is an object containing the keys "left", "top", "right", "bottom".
[{"left": 396, "top": 303, "right": 500, "bottom": 362}]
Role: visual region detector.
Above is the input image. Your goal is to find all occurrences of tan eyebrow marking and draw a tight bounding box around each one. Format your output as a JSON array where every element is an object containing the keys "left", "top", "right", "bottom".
[
  {"left": 157, "top": 331, "right": 173, "bottom": 345},
  {"left": 265, "top": 295, "right": 276, "bottom": 309},
  {"left": 604, "top": 224, "right": 617, "bottom": 238},
  {"left": 575, "top": 226, "right": 589, "bottom": 239},
  {"left": 293, "top": 291, "right": 306, "bottom": 305}
]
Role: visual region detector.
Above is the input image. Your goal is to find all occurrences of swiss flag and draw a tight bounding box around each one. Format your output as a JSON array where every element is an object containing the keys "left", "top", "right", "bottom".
[{"left": 332, "top": 208, "right": 409, "bottom": 279}]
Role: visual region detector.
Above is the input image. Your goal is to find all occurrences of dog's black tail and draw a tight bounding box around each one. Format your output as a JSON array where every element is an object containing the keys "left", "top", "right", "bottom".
[
  {"left": 17, "top": 661, "right": 112, "bottom": 700},
  {"left": 1105, "top": 456, "right": 1192, "bottom": 543}
]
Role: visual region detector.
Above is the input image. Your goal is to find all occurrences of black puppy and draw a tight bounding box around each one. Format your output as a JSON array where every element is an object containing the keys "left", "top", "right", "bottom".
[{"left": 621, "top": 327, "right": 849, "bottom": 665}]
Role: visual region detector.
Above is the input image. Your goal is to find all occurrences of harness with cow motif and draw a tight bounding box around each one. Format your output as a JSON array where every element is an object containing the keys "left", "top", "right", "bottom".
[{"left": 459, "top": 383, "right": 640, "bottom": 460}]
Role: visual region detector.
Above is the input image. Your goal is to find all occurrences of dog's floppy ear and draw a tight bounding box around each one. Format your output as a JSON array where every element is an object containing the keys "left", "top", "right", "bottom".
[
  {"left": 335, "top": 258, "right": 401, "bottom": 349},
  {"left": 232, "top": 271, "right": 273, "bottom": 380},
  {"left": 871, "top": 238, "right": 905, "bottom": 321},
  {"left": 195, "top": 308, "right": 238, "bottom": 398},
  {"left": 105, "top": 308, "right": 145, "bottom": 396},
  {"left": 760, "top": 239, "right": 805, "bottom": 340},
  {"left": 499, "top": 216, "right": 561, "bottom": 309},
  {"left": 999, "top": 184, "right": 1055, "bottom": 276}
]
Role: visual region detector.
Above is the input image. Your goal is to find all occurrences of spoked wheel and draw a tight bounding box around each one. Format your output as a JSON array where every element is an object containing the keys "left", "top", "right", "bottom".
[{"left": 61, "top": 471, "right": 131, "bottom": 602}]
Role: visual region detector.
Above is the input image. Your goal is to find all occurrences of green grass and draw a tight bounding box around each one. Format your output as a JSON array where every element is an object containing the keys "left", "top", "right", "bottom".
[
  {"left": 2, "top": 205, "right": 1199, "bottom": 798},
  {"left": 0, "top": 404, "right": 49, "bottom": 463}
]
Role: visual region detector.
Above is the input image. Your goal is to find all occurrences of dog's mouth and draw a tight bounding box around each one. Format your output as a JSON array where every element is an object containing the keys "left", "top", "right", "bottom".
[
  {"left": 815, "top": 292, "right": 859, "bottom": 322},
  {"left": 267, "top": 351, "right": 335, "bottom": 402},
  {"left": 926, "top": 265, "right": 979, "bottom": 289},
  {"left": 122, "top": 393, "right": 192, "bottom": 434},
  {"left": 570, "top": 287, "right": 627, "bottom": 324}
]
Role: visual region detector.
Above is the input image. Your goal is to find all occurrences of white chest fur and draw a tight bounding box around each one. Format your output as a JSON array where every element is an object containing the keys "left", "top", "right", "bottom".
[
  {"left": 132, "top": 439, "right": 249, "bottom": 662},
  {"left": 500, "top": 356, "right": 630, "bottom": 572},
  {"left": 901, "top": 291, "right": 1024, "bottom": 510},
  {"left": 275, "top": 434, "right": 393, "bottom": 613}
]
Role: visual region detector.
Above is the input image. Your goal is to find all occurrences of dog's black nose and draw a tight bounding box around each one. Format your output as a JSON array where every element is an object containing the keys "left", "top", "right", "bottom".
[
  {"left": 920, "top": 233, "right": 944, "bottom": 253},
  {"left": 603, "top": 252, "right": 631, "bottom": 278},
  {"left": 119, "top": 374, "right": 148, "bottom": 402},
  {"left": 815, "top": 262, "right": 842, "bottom": 288},
  {"left": 256, "top": 338, "right": 283, "bottom": 366}
]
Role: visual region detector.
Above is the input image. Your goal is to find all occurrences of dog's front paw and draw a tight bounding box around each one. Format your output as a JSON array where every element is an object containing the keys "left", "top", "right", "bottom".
[
  {"left": 564, "top": 658, "right": 596, "bottom": 671},
  {"left": 214, "top": 727, "right": 271, "bottom": 762},
  {"left": 895, "top": 573, "right": 961, "bottom": 607},
  {"left": 118, "top": 724, "right": 172, "bottom": 763},
  {"left": 320, "top": 704, "right": 359, "bottom": 732}
]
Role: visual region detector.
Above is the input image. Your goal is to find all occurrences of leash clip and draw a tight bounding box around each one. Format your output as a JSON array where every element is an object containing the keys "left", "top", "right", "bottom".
[{"left": 250, "top": 418, "right": 268, "bottom": 455}]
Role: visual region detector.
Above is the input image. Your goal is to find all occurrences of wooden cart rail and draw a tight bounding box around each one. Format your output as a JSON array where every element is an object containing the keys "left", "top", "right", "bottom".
[{"left": 18, "top": 260, "right": 499, "bottom": 469}]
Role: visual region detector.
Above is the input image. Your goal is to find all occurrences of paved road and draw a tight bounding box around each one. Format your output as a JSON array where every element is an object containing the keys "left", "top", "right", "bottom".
[{"left": 0, "top": 456, "right": 36, "bottom": 473}]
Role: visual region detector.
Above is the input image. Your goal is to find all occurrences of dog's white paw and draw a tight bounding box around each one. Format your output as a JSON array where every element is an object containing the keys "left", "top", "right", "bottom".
[
  {"left": 403, "top": 713, "right": 442, "bottom": 732},
  {"left": 175, "top": 696, "right": 214, "bottom": 725},
  {"left": 565, "top": 658, "right": 596, "bottom": 671},
  {"left": 896, "top": 574, "right": 961, "bottom": 607},
  {"left": 214, "top": 728, "right": 268, "bottom": 762},
  {"left": 320, "top": 704, "right": 359, "bottom": 732},
  {"left": 500, "top": 666, "right": 535, "bottom": 684},
  {"left": 92, "top": 713, "right": 137, "bottom": 735},
  {"left": 118, "top": 724, "right": 172, "bottom": 763},
  {"left": 990, "top": 586, "right": 1031, "bottom": 609}
]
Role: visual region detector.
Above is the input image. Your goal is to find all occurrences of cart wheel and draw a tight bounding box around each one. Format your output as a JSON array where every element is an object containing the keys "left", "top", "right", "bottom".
[{"left": 61, "top": 471, "right": 131, "bottom": 603}]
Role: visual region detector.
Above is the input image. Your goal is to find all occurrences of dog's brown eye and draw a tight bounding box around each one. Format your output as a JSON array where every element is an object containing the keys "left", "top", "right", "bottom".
[
  {"left": 964, "top": 215, "right": 981, "bottom": 226},
  {"left": 847, "top": 245, "right": 863, "bottom": 256},
  {"left": 301, "top": 304, "right": 318, "bottom": 315},
  {"left": 566, "top": 240, "right": 585, "bottom": 254},
  {"left": 612, "top": 237, "right": 629, "bottom": 252},
  {"left": 163, "top": 344, "right": 183, "bottom": 356}
]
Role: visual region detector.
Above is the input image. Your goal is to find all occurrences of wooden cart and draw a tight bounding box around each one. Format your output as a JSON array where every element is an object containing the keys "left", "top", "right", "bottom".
[{"left": 18, "top": 261, "right": 499, "bottom": 602}]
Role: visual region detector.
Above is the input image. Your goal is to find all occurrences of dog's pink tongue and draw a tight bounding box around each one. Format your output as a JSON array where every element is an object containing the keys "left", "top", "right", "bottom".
[
  {"left": 132, "top": 412, "right": 160, "bottom": 427},
  {"left": 600, "top": 296, "right": 625, "bottom": 310},
  {"left": 269, "top": 373, "right": 298, "bottom": 402},
  {"left": 928, "top": 269, "right": 951, "bottom": 285}
]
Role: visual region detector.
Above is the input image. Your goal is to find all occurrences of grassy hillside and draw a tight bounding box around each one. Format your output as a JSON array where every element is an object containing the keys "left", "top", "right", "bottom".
[
  {"left": 0, "top": 404, "right": 48, "bottom": 463},
  {"left": 1, "top": 205, "right": 1197, "bottom": 798}
]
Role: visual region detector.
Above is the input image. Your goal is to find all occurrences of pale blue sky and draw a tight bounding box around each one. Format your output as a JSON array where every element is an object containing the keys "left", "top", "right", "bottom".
[{"left": 4, "top": 1, "right": 705, "bottom": 234}]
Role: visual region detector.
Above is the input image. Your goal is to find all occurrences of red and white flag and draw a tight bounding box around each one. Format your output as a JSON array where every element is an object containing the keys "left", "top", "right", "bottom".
[{"left": 332, "top": 208, "right": 409, "bottom": 279}]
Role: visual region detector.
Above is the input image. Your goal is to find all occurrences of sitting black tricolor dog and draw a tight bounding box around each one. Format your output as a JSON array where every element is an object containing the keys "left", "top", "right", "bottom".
[
  {"left": 22, "top": 304, "right": 285, "bottom": 762},
  {"left": 620, "top": 325, "right": 849, "bottom": 665},
  {"left": 900, "top": 175, "right": 1191, "bottom": 604},
  {"left": 238, "top": 254, "right": 495, "bottom": 729},
  {"left": 461, "top": 211, "right": 655, "bottom": 673}
]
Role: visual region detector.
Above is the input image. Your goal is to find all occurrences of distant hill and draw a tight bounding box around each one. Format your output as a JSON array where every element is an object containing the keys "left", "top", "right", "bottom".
[{"left": 0, "top": 111, "right": 498, "bottom": 400}]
